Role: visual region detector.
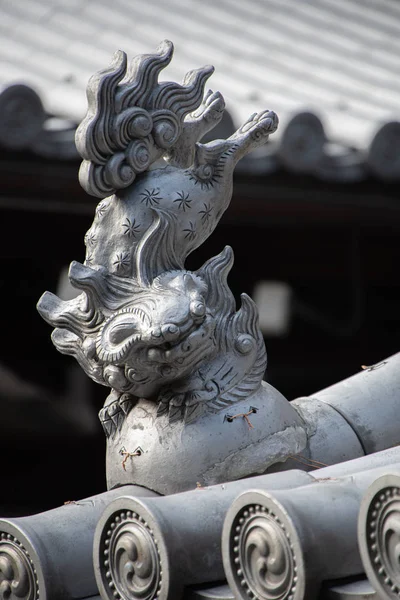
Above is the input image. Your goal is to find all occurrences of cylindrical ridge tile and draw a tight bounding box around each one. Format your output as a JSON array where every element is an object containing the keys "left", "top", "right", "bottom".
[
  {"left": 358, "top": 472, "right": 400, "bottom": 600},
  {"left": 223, "top": 490, "right": 307, "bottom": 600},
  {"left": 0, "top": 485, "right": 157, "bottom": 600},
  {"left": 223, "top": 464, "right": 400, "bottom": 600},
  {"left": 93, "top": 470, "right": 314, "bottom": 600},
  {"left": 293, "top": 353, "right": 400, "bottom": 460}
]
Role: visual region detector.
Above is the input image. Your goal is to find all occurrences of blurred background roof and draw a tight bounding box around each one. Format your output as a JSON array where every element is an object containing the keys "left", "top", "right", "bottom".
[{"left": 1, "top": 0, "right": 400, "bottom": 180}]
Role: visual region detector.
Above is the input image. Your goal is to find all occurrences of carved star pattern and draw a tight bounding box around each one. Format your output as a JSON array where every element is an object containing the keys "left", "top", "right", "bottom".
[
  {"left": 140, "top": 188, "right": 162, "bottom": 207},
  {"left": 173, "top": 191, "right": 192, "bottom": 211},
  {"left": 113, "top": 252, "right": 130, "bottom": 273},
  {"left": 198, "top": 202, "right": 212, "bottom": 223},
  {"left": 85, "top": 253, "right": 94, "bottom": 266},
  {"left": 96, "top": 201, "right": 108, "bottom": 217},
  {"left": 183, "top": 221, "right": 196, "bottom": 241},
  {"left": 122, "top": 218, "right": 141, "bottom": 238},
  {"left": 85, "top": 231, "right": 97, "bottom": 247}
]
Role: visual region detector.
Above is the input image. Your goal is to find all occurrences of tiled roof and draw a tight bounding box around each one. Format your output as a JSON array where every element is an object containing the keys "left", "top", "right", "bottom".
[{"left": 1, "top": 0, "right": 400, "bottom": 180}]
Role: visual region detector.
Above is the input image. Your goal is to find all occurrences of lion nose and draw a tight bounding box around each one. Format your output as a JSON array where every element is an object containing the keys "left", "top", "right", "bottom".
[
  {"left": 161, "top": 323, "right": 180, "bottom": 342},
  {"left": 190, "top": 301, "right": 206, "bottom": 320}
]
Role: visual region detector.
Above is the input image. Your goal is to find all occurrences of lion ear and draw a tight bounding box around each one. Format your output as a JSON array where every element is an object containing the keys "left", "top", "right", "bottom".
[
  {"left": 135, "top": 209, "right": 184, "bottom": 286},
  {"left": 195, "top": 246, "right": 235, "bottom": 315}
]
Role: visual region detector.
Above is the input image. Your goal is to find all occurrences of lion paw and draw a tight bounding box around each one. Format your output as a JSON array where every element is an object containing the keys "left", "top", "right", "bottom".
[
  {"left": 237, "top": 109, "right": 279, "bottom": 139},
  {"left": 185, "top": 90, "right": 225, "bottom": 137},
  {"left": 193, "top": 90, "right": 225, "bottom": 124}
]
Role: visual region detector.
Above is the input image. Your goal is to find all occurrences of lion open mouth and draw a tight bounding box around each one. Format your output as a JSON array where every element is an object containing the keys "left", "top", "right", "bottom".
[{"left": 96, "top": 303, "right": 214, "bottom": 375}]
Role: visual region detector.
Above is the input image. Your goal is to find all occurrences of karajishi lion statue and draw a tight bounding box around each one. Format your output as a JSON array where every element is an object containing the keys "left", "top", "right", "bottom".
[{"left": 38, "top": 41, "right": 306, "bottom": 493}]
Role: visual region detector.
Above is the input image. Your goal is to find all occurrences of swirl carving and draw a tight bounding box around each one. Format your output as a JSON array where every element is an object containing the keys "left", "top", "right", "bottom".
[
  {"left": 0, "top": 533, "right": 38, "bottom": 600},
  {"left": 115, "top": 108, "right": 153, "bottom": 146},
  {"left": 126, "top": 139, "right": 152, "bottom": 173},
  {"left": 105, "top": 153, "right": 135, "bottom": 190},
  {"left": 231, "top": 505, "right": 296, "bottom": 600},
  {"left": 151, "top": 110, "right": 181, "bottom": 149},
  {"left": 366, "top": 485, "right": 400, "bottom": 598},
  {"left": 101, "top": 511, "right": 161, "bottom": 600},
  {"left": 79, "top": 160, "right": 115, "bottom": 198},
  {"left": 193, "top": 163, "right": 214, "bottom": 182}
]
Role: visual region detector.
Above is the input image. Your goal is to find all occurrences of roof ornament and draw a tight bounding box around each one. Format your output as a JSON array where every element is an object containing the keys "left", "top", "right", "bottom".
[
  {"left": 4, "top": 38, "right": 400, "bottom": 600},
  {"left": 37, "top": 41, "right": 307, "bottom": 493}
]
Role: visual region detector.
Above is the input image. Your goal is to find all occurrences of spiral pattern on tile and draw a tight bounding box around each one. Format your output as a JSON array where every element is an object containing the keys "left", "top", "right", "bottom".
[
  {"left": 230, "top": 505, "right": 297, "bottom": 600},
  {"left": 101, "top": 510, "right": 161, "bottom": 600},
  {"left": 0, "top": 532, "right": 38, "bottom": 600},
  {"left": 366, "top": 485, "right": 400, "bottom": 598}
]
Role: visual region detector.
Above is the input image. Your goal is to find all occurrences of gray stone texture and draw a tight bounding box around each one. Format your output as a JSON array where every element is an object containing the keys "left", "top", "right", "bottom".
[
  {"left": 222, "top": 463, "right": 400, "bottom": 600},
  {"left": 271, "top": 353, "right": 400, "bottom": 472},
  {"left": 323, "top": 578, "right": 377, "bottom": 600},
  {"left": 94, "top": 470, "right": 313, "bottom": 600},
  {"left": 358, "top": 472, "right": 400, "bottom": 600},
  {"left": 94, "top": 447, "right": 400, "bottom": 600},
  {"left": 105, "top": 382, "right": 306, "bottom": 495},
  {"left": 0, "top": 486, "right": 157, "bottom": 600}
]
